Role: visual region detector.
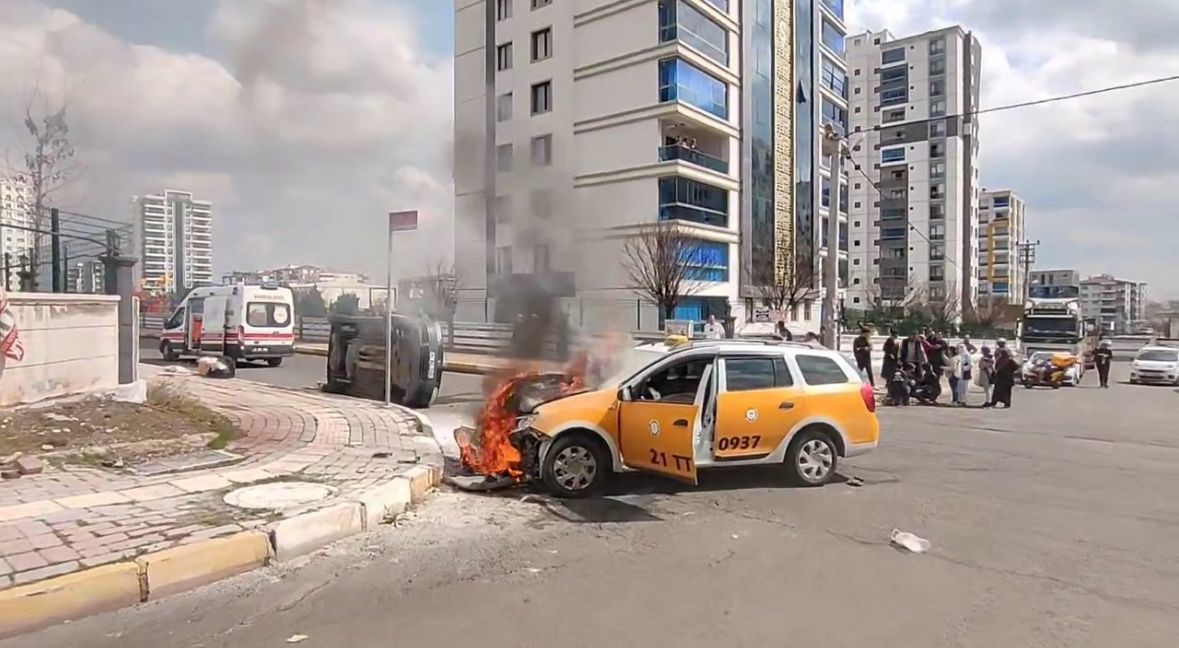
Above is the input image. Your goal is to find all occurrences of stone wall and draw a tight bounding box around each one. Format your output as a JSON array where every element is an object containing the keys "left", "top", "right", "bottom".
[{"left": 0, "top": 293, "right": 121, "bottom": 408}]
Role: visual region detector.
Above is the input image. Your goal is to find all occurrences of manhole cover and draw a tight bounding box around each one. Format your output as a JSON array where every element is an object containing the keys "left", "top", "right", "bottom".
[{"left": 223, "top": 481, "right": 336, "bottom": 511}]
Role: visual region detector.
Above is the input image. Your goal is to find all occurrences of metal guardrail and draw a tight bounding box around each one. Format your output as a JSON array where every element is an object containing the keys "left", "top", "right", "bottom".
[{"left": 137, "top": 314, "right": 1177, "bottom": 359}]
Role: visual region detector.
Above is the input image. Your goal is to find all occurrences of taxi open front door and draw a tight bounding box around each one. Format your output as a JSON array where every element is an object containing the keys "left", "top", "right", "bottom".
[{"left": 617, "top": 400, "right": 698, "bottom": 484}]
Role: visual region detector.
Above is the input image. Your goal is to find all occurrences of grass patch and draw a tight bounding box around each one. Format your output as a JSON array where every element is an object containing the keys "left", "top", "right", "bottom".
[{"left": 146, "top": 383, "right": 238, "bottom": 450}]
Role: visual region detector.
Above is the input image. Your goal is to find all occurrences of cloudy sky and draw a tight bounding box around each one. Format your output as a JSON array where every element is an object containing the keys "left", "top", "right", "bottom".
[{"left": 1, "top": 0, "right": 1175, "bottom": 298}]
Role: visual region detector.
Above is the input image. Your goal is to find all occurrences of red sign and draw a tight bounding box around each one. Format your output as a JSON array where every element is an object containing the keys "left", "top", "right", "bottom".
[{"left": 388, "top": 210, "right": 419, "bottom": 232}]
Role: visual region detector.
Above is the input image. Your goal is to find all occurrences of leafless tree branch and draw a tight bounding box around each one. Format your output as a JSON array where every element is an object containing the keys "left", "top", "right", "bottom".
[{"left": 622, "top": 223, "right": 703, "bottom": 320}]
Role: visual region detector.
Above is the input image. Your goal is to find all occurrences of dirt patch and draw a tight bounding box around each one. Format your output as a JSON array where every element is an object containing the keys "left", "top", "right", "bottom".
[{"left": 0, "top": 383, "right": 239, "bottom": 463}]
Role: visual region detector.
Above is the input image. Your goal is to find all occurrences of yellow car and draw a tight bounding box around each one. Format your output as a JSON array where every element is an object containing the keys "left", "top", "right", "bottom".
[{"left": 509, "top": 340, "right": 880, "bottom": 497}]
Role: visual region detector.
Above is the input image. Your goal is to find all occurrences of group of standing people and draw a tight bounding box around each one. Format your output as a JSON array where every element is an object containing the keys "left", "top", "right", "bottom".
[{"left": 861, "top": 327, "right": 1020, "bottom": 408}]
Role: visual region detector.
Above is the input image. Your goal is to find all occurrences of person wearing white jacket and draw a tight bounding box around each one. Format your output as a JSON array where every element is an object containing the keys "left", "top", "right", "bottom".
[{"left": 953, "top": 341, "right": 973, "bottom": 405}]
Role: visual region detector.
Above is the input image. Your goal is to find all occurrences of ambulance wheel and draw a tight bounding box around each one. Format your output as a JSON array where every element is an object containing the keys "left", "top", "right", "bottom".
[
  {"left": 266, "top": 358, "right": 283, "bottom": 367},
  {"left": 786, "top": 427, "right": 838, "bottom": 486},
  {"left": 160, "top": 341, "right": 179, "bottom": 362},
  {"left": 541, "top": 433, "right": 610, "bottom": 499}
]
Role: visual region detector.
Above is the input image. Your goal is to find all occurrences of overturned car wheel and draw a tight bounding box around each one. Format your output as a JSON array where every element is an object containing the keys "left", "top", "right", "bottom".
[{"left": 541, "top": 434, "right": 610, "bottom": 499}]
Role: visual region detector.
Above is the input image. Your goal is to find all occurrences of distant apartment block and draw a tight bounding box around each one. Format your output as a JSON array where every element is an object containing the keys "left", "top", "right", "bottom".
[
  {"left": 132, "top": 190, "right": 213, "bottom": 295},
  {"left": 222, "top": 265, "right": 369, "bottom": 286},
  {"left": 977, "top": 189, "right": 1025, "bottom": 304},
  {"left": 1081, "top": 274, "right": 1147, "bottom": 334},
  {"left": 0, "top": 179, "right": 34, "bottom": 291},
  {"left": 845, "top": 26, "right": 981, "bottom": 311},
  {"left": 1029, "top": 268, "right": 1079, "bottom": 291}
]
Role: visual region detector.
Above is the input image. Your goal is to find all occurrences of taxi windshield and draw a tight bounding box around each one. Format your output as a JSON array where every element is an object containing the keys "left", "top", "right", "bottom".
[{"left": 599, "top": 346, "right": 672, "bottom": 387}]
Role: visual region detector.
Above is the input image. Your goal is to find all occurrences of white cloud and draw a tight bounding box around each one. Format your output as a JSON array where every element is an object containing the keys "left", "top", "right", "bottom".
[
  {"left": 0, "top": 0, "right": 454, "bottom": 283},
  {"left": 847, "top": 0, "right": 1179, "bottom": 298}
]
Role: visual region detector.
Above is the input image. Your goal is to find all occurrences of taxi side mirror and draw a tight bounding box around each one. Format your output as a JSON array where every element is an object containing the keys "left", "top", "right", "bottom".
[{"left": 618, "top": 386, "right": 631, "bottom": 402}]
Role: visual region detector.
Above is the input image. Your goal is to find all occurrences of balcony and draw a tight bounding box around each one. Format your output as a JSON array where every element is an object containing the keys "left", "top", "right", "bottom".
[
  {"left": 658, "top": 0, "right": 729, "bottom": 67},
  {"left": 660, "top": 121, "right": 729, "bottom": 173},
  {"left": 819, "top": 0, "right": 844, "bottom": 20},
  {"left": 659, "top": 176, "right": 729, "bottom": 228}
]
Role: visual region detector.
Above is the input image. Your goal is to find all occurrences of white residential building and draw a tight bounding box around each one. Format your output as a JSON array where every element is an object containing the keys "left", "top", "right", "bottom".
[
  {"left": 0, "top": 179, "right": 34, "bottom": 291},
  {"left": 453, "top": 0, "right": 847, "bottom": 331},
  {"left": 845, "top": 26, "right": 981, "bottom": 312},
  {"left": 1081, "top": 274, "right": 1147, "bottom": 334},
  {"left": 1029, "top": 268, "right": 1079, "bottom": 292},
  {"left": 132, "top": 190, "right": 213, "bottom": 295},
  {"left": 977, "top": 189, "right": 1025, "bottom": 304}
]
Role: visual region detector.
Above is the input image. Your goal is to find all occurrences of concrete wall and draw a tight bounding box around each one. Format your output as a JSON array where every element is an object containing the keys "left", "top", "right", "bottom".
[{"left": 0, "top": 293, "right": 121, "bottom": 408}]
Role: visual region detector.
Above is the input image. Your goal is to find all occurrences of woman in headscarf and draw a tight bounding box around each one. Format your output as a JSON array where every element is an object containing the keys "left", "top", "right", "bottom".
[
  {"left": 990, "top": 338, "right": 1018, "bottom": 409},
  {"left": 977, "top": 345, "right": 995, "bottom": 407},
  {"left": 881, "top": 329, "right": 900, "bottom": 384}
]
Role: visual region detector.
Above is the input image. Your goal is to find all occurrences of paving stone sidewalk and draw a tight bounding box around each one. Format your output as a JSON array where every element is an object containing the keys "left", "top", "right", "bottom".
[{"left": 0, "top": 366, "right": 440, "bottom": 590}]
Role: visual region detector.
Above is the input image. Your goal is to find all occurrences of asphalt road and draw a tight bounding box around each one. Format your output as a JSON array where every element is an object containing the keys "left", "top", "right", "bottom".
[{"left": 18, "top": 362, "right": 1178, "bottom": 648}]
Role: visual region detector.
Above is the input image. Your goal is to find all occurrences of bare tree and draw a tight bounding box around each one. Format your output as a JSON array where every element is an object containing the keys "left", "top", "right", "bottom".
[
  {"left": 421, "top": 260, "right": 461, "bottom": 345},
  {"left": 5, "top": 101, "right": 79, "bottom": 288},
  {"left": 622, "top": 223, "right": 702, "bottom": 322},
  {"left": 752, "top": 263, "right": 814, "bottom": 322},
  {"left": 966, "top": 295, "right": 1009, "bottom": 329}
]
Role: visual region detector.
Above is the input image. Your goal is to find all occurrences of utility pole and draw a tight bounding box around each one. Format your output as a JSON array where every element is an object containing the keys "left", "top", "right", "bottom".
[
  {"left": 1017, "top": 239, "right": 1040, "bottom": 304},
  {"left": 820, "top": 124, "right": 843, "bottom": 349},
  {"left": 50, "top": 208, "right": 62, "bottom": 293}
]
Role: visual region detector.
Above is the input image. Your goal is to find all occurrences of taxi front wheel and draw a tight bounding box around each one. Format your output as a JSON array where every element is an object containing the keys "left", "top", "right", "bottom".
[
  {"left": 786, "top": 429, "right": 838, "bottom": 486},
  {"left": 542, "top": 434, "right": 610, "bottom": 499}
]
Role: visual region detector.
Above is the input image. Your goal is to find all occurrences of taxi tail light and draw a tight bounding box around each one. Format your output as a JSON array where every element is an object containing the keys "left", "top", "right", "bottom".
[{"left": 859, "top": 382, "right": 876, "bottom": 413}]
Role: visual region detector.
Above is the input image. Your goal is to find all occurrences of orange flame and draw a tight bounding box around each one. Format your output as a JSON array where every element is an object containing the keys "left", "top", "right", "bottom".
[{"left": 457, "top": 353, "right": 589, "bottom": 480}]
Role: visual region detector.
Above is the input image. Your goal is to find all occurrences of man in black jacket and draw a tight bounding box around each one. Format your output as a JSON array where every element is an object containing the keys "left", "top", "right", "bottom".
[
  {"left": 1094, "top": 339, "right": 1114, "bottom": 388},
  {"left": 853, "top": 327, "right": 874, "bottom": 386}
]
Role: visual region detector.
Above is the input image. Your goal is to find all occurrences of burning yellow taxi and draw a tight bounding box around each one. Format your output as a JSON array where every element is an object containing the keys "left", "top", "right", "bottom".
[{"left": 507, "top": 340, "right": 880, "bottom": 498}]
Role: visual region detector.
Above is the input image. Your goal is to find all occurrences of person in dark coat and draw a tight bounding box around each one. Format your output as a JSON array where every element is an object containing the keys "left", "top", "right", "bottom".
[
  {"left": 774, "top": 320, "right": 793, "bottom": 341},
  {"left": 989, "top": 340, "right": 1018, "bottom": 408},
  {"left": 853, "top": 327, "right": 874, "bottom": 386},
  {"left": 881, "top": 329, "right": 900, "bottom": 383},
  {"left": 1094, "top": 339, "right": 1114, "bottom": 388},
  {"left": 900, "top": 332, "right": 927, "bottom": 367}
]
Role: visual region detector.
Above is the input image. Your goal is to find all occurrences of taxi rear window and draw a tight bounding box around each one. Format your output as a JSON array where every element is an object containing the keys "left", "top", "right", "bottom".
[
  {"left": 725, "top": 357, "right": 793, "bottom": 391},
  {"left": 795, "top": 354, "right": 853, "bottom": 385}
]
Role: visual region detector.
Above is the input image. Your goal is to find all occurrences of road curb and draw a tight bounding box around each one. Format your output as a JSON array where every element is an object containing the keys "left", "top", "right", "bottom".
[
  {"left": 269, "top": 502, "right": 365, "bottom": 561},
  {"left": 0, "top": 562, "right": 142, "bottom": 639},
  {"left": 137, "top": 531, "right": 272, "bottom": 600}
]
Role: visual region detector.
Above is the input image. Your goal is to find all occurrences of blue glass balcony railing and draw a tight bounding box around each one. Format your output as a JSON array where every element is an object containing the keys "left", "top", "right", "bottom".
[
  {"left": 659, "top": 144, "right": 729, "bottom": 173},
  {"left": 659, "top": 204, "right": 728, "bottom": 228}
]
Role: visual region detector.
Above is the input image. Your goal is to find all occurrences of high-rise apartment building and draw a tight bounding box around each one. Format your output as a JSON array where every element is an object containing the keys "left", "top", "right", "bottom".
[
  {"left": 977, "top": 189, "right": 1025, "bottom": 304},
  {"left": 845, "top": 26, "right": 981, "bottom": 312},
  {"left": 453, "top": 0, "right": 847, "bottom": 330},
  {"left": 132, "top": 190, "right": 213, "bottom": 295},
  {"left": 0, "top": 179, "right": 34, "bottom": 291},
  {"left": 1081, "top": 274, "right": 1147, "bottom": 334}
]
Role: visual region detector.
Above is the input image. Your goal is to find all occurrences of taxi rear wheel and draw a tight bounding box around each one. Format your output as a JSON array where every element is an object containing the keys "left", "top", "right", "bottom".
[
  {"left": 542, "top": 434, "right": 610, "bottom": 499},
  {"left": 786, "top": 429, "right": 838, "bottom": 486}
]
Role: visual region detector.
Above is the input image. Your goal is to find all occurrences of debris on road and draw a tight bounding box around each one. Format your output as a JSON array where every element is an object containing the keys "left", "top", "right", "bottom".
[
  {"left": 286, "top": 634, "right": 309, "bottom": 644},
  {"left": 889, "top": 529, "right": 931, "bottom": 553},
  {"left": 444, "top": 472, "right": 517, "bottom": 492},
  {"left": 846, "top": 476, "right": 865, "bottom": 487},
  {"left": 15, "top": 455, "right": 43, "bottom": 475},
  {"left": 196, "top": 355, "right": 236, "bottom": 378}
]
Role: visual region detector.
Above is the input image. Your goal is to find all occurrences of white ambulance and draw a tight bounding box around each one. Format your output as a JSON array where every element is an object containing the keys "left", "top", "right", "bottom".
[{"left": 159, "top": 284, "right": 296, "bottom": 366}]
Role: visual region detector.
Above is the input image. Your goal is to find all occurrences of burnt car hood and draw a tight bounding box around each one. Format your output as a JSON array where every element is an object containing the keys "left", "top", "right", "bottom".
[{"left": 513, "top": 372, "right": 589, "bottom": 414}]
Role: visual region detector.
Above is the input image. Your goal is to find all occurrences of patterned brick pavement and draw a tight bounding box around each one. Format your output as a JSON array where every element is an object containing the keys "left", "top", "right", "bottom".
[{"left": 0, "top": 367, "right": 441, "bottom": 590}]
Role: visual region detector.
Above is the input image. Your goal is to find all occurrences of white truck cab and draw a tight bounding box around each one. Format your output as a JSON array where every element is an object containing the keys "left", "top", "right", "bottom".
[{"left": 160, "top": 284, "right": 295, "bottom": 366}]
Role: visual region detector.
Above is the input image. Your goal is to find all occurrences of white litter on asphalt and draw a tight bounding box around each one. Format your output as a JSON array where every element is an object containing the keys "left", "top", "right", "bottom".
[
  {"left": 286, "top": 634, "right": 309, "bottom": 644},
  {"left": 890, "top": 529, "right": 931, "bottom": 553}
]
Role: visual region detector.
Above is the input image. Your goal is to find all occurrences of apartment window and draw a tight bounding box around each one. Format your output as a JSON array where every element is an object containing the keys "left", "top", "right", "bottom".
[
  {"left": 530, "top": 134, "right": 552, "bottom": 166},
  {"left": 930, "top": 183, "right": 946, "bottom": 199},
  {"left": 496, "top": 0, "right": 512, "bottom": 21},
  {"left": 930, "top": 265, "right": 945, "bottom": 282},
  {"left": 530, "top": 81, "right": 552, "bottom": 114},
  {"left": 929, "top": 79, "right": 945, "bottom": 97},
  {"left": 882, "top": 48, "right": 905, "bottom": 64},
  {"left": 881, "top": 147, "right": 905, "bottom": 164},
  {"left": 682, "top": 241, "right": 729, "bottom": 282},
  {"left": 881, "top": 87, "right": 907, "bottom": 106},
  {"left": 659, "top": 176, "right": 729, "bottom": 227},
  {"left": 531, "top": 28, "right": 552, "bottom": 61},
  {"left": 881, "top": 206, "right": 905, "bottom": 219},
  {"left": 530, "top": 189, "right": 552, "bottom": 218},
  {"left": 821, "top": 19, "right": 844, "bottom": 55},
  {"left": 887, "top": 188, "right": 906, "bottom": 200},
  {"left": 496, "top": 246, "right": 513, "bottom": 274},
  {"left": 821, "top": 97, "right": 848, "bottom": 133},
  {"left": 659, "top": 0, "right": 728, "bottom": 66},
  {"left": 534, "top": 244, "right": 551, "bottom": 272},
  {"left": 930, "top": 244, "right": 945, "bottom": 260},
  {"left": 882, "top": 227, "right": 906, "bottom": 239},
  {"left": 495, "top": 143, "right": 513, "bottom": 172},
  {"left": 930, "top": 99, "right": 946, "bottom": 116},
  {"left": 494, "top": 195, "right": 511, "bottom": 223},
  {"left": 496, "top": 92, "right": 513, "bottom": 121},
  {"left": 532, "top": 0, "right": 551, "bottom": 7},
  {"left": 930, "top": 161, "right": 946, "bottom": 179},
  {"left": 993, "top": 196, "right": 1011, "bottom": 207},
  {"left": 929, "top": 223, "right": 945, "bottom": 241},
  {"left": 929, "top": 120, "right": 946, "bottom": 138},
  {"left": 883, "top": 108, "right": 906, "bottom": 123},
  {"left": 821, "top": 56, "right": 848, "bottom": 98},
  {"left": 930, "top": 141, "right": 945, "bottom": 158},
  {"left": 658, "top": 58, "right": 728, "bottom": 119},
  {"left": 880, "top": 67, "right": 906, "bottom": 83},
  {"left": 929, "top": 58, "right": 946, "bottom": 75},
  {"left": 929, "top": 37, "right": 946, "bottom": 55},
  {"left": 496, "top": 43, "right": 513, "bottom": 71}
]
